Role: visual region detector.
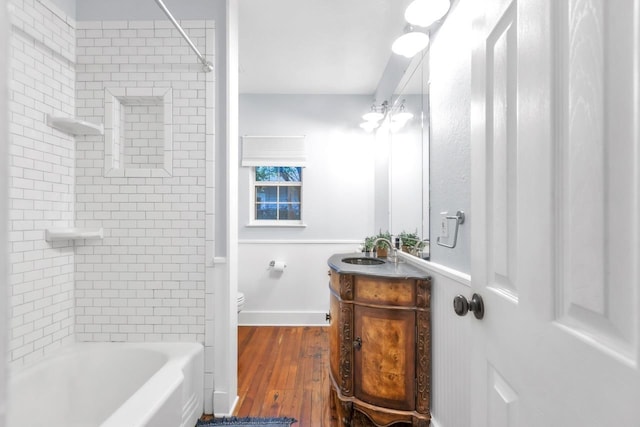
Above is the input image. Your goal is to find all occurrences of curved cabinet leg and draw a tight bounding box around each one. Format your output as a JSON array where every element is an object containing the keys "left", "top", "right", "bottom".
[
  {"left": 340, "top": 400, "right": 353, "bottom": 426},
  {"left": 351, "top": 410, "right": 370, "bottom": 427},
  {"left": 330, "top": 385, "right": 336, "bottom": 411},
  {"left": 412, "top": 416, "right": 430, "bottom": 427}
]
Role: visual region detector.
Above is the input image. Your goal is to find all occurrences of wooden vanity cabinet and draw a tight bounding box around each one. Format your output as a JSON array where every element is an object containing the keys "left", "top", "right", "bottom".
[{"left": 328, "top": 268, "right": 431, "bottom": 427}]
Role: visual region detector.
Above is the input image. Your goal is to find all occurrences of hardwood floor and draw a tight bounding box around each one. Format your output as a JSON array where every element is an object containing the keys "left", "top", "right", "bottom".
[{"left": 234, "top": 326, "right": 337, "bottom": 426}]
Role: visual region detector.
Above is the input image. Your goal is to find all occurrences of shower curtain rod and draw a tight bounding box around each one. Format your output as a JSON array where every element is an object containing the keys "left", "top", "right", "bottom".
[{"left": 153, "top": 0, "right": 213, "bottom": 72}]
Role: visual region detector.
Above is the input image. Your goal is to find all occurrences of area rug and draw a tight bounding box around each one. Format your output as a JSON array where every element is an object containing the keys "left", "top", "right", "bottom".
[{"left": 196, "top": 416, "right": 297, "bottom": 426}]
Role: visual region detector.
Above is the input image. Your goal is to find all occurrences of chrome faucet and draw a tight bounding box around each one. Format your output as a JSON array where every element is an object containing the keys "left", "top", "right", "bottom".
[{"left": 372, "top": 237, "right": 399, "bottom": 264}]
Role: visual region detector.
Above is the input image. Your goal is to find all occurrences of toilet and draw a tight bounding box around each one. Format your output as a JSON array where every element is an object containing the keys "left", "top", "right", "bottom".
[{"left": 237, "top": 292, "right": 246, "bottom": 313}]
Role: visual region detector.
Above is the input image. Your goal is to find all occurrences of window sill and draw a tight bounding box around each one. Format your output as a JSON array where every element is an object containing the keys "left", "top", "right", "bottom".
[{"left": 246, "top": 221, "right": 308, "bottom": 228}]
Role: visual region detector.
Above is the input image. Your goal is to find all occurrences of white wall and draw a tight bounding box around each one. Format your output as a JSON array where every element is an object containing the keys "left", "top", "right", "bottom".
[
  {"left": 428, "top": 0, "right": 472, "bottom": 273},
  {"left": 8, "top": 0, "right": 77, "bottom": 367},
  {"left": 212, "top": 0, "right": 239, "bottom": 415},
  {"left": 1, "top": 0, "right": 9, "bottom": 423},
  {"left": 239, "top": 95, "right": 375, "bottom": 240},
  {"left": 238, "top": 94, "right": 373, "bottom": 324},
  {"left": 428, "top": 267, "right": 471, "bottom": 427},
  {"left": 49, "top": 0, "right": 74, "bottom": 18},
  {"left": 238, "top": 242, "right": 358, "bottom": 325},
  {"left": 401, "top": 256, "right": 471, "bottom": 427}
]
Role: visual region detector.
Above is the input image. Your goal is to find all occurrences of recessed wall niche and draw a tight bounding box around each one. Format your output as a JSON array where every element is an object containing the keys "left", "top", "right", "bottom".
[{"left": 104, "top": 88, "right": 173, "bottom": 177}]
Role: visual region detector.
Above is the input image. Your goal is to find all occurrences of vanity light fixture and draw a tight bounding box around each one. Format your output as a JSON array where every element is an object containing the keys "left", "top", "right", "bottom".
[
  {"left": 391, "top": 27, "right": 429, "bottom": 58},
  {"left": 389, "top": 101, "right": 414, "bottom": 133},
  {"left": 392, "top": 100, "right": 414, "bottom": 124},
  {"left": 362, "top": 110, "right": 384, "bottom": 122},
  {"left": 404, "top": 0, "right": 451, "bottom": 28},
  {"left": 362, "top": 101, "right": 387, "bottom": 122},
  {"left": 360, "top": 101, "right": 388, "bottom": 131}
]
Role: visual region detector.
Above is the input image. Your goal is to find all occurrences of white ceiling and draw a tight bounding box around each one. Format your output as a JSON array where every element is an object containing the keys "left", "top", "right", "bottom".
[{"left": 238, "top": 0, "right": 410, "bottom": 95}]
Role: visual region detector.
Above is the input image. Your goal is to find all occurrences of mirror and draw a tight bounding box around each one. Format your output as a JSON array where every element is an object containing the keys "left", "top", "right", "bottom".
[{"left": 387, "top": 52, "right": 430, "bottom": 258}]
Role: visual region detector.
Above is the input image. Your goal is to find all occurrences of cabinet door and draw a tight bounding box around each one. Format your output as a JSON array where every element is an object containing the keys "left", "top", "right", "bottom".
[
  {"left": 329, "top": 285, "right": 355, "bottom": 396},
  {"left": 329, "top": 289, "right": 339, "bottom": 384},
  {"left": 354, "top": 305, "right": 415, "bottom": 411}
]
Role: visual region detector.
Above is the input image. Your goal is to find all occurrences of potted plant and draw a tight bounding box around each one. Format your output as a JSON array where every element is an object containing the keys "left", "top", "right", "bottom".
[
  {"left": 399, "top": 230, "right": 421, "bottom": 255},
  {"left": 374, "top": 230, "right": 392, "bottom": 258},
  {"left": 362, "top": 236, "right": 376, "bottom": 254}
]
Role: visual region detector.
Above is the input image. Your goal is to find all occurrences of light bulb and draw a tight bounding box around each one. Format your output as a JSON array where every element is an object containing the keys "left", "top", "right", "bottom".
[
  {"left": 392, "top": 112, "right": 414, "bottom": 123},
  {"left": 391, "top": 32, "right": 429, "bottom": 58},
  {"left": 362, "top": 111, "right": 384, "bottom": 122},
  {"left": 405, "top": 0, "right": 451, "bottom": 28}
]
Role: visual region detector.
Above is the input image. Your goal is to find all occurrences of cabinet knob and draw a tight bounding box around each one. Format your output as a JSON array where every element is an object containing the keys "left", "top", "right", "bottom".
[
  {"left": 353, "top": 336, "right": 362, "bottom": 350},
  {"left": 453, "top": 293, "right": 485, "bottom": 319},
  {"left": 325, "top": 312, "right": 331, "bottom": 322}
]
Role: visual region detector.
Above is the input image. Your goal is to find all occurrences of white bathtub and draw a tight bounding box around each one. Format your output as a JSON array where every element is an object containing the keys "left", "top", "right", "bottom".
[{"left": 7, "top": 342, "right": 204, "bottom": 427}]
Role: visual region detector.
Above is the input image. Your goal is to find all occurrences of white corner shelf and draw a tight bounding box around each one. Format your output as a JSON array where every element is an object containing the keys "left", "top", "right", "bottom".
[
  {"left": 46, "top": 115, "right": 104, "bottom": 136},
  {"left": 45, "top": 228, "right": 104, "bottom": 242}
]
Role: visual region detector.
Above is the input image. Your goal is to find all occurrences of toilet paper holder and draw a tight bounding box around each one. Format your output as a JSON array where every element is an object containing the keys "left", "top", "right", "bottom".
[
  {"left": 436, "top": 210, "right": 465, "bottom": 249},
  {"left": 269, "top": 260, "right": 287, "bottom": 270}
]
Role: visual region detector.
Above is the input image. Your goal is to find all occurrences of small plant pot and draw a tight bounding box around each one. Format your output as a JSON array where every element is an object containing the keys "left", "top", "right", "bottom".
[{"left": 376, "top": 247, "right": 388, "bottom": 258}]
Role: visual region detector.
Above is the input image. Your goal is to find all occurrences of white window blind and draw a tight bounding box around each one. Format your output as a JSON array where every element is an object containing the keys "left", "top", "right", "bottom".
[{"left": 241, "top": 136, "right": 307, "bottom": 167}]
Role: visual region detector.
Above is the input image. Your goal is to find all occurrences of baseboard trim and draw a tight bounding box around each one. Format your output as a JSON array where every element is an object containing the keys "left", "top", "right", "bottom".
[
  {"left": 238, "top": 310, "right": 329, "bottom": 326},
  {"left": 213, "top": 392, "right": 238, "bottom": 417}
]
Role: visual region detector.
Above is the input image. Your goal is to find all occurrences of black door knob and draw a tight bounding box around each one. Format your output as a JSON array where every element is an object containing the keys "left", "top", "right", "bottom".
[
  {"left": 453, "top": 294, "right": 469, "bottom": 316},
  {"left": 453, "top": 293, "right": 484, "bottom": 320}
]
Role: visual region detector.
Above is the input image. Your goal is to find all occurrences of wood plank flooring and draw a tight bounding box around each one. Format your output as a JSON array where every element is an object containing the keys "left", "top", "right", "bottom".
[{"left": 234, "top": 326, "right": 337, "bottom": 426}]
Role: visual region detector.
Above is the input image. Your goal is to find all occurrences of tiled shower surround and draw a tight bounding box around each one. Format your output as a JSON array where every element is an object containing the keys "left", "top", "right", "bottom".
[
  {"left": 9, "top": 0, "right": 77, "bottom": 366},
  {"left": 74, "top": 19, "right": 214, "bottom": 342},
  {"left": 9, "top": 0, "right": 216, "bottom": 375}
]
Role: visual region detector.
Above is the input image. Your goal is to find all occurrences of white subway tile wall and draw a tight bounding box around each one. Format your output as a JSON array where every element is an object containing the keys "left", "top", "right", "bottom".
[
  {"left": 74, "top": 19, "right": 214, "bottom": 343},
  {"left": 8, "top": 0, "right": 77, "bottom": 366},
  {"left": 103, "top": 87, "right": 174, "bottom": 178},
  {"left": 122, "top": 101, "right": 165, "bottom": 169}
]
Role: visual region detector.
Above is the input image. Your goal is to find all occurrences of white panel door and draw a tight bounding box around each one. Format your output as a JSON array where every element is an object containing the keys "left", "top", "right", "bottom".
[{"left": 470, "top": 1, "right": 640, "bottom": 426}]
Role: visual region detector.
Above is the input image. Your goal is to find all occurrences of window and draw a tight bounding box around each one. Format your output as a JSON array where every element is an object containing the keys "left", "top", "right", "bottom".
[{"left": 252, "top": 166, "right": 303, "bottom": 224}]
